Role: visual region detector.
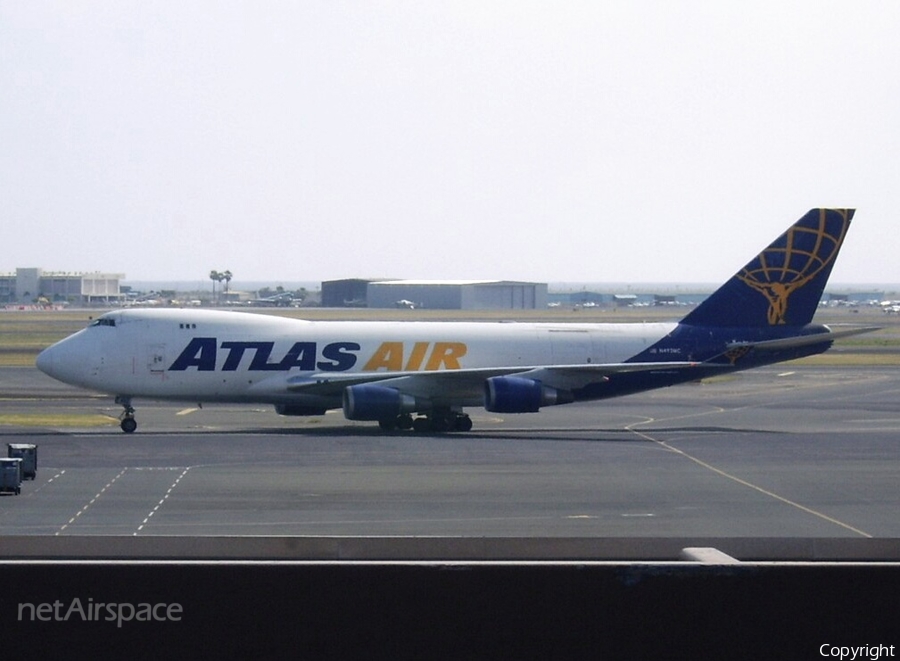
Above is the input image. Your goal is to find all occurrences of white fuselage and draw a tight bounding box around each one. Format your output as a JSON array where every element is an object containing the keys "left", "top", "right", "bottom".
[{"left": 37, "top": 308, "right": 677, "bottom": 407}]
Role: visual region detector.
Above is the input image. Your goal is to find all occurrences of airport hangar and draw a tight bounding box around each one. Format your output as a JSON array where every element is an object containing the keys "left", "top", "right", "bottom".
[{"left": 321, "top": 279, "right": 549, "bottom": 310}]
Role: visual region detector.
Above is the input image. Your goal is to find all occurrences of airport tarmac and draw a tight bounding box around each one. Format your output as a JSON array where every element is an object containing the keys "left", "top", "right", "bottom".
[{"left": 1, "top": 362, "right": 899, "bottom": 558}]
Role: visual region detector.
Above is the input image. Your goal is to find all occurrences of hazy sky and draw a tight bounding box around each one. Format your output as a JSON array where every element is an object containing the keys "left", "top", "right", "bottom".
[{"left": 2, "top": 1, "right": 898, "bottom": 285}]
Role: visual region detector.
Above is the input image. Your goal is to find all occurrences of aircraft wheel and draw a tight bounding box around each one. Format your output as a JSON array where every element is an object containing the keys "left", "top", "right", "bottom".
[
  {"left": 121, "top": 417, "right": 137, "bottom": 434},
  {"left": 430, "top": 415, "right": 452, "bottom": 433},
  {"left": 378, "top": 418, "right": 396, "bottom": 431},
  {"left": 396, "top": 414, "right": 414, "bottom": 430},
  {"left": 455, "top": 415, "right": 473, "bottom": 432},
  {"left": 412, "top": 417, "right": 431, "bottom": 433}
]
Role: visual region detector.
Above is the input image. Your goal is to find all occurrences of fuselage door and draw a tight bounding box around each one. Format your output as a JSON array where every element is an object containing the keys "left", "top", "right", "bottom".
[
  {"left": 548, "top": 329, "right": 595, "bottom": 365},
  {"left": 146, "top": 344, "right": 167, "bottom": 374}
]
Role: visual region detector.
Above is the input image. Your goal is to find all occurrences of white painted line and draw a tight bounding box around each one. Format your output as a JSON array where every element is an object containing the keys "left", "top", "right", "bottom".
[
  {"left": 134, "top": 467, "right": 192, "bottom": 536},
  {"left": 57, "top": 468, "right": 128, "bottom": 535}
]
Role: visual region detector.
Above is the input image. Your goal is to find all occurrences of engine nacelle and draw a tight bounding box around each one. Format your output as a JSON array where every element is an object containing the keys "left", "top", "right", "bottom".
[
  {"left": 342, "top": 384, "right": 420, "bottom": 421},
  {"left": 484, "top": 376, "right": 573, "bottom": 413},
  {"left": 275, "top": 404, "right": 328, "bottom": 416}
]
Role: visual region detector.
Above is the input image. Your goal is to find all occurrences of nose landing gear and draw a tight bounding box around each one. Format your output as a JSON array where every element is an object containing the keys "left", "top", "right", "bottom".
[{"left": 115, "top": 395, "right": 137, "bottom": 433}]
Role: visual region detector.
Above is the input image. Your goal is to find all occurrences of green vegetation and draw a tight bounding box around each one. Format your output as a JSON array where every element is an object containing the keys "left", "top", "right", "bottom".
[
  {"left": 791, "top": 352, "right": 900, "bottom": 367},
  {"left": 0, "top": 352, "right": 42, "bottom": 367},
  {"left": 0, "top": 311, "right": 93, "bottom": 366},
  {"left": 0, "top": 413, "right": 117, "bottom": 427}
]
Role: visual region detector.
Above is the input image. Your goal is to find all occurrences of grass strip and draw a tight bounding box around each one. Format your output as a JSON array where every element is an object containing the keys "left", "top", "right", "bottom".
[{"left": 0, "top": 413, "right": 117, "bottom": 427}]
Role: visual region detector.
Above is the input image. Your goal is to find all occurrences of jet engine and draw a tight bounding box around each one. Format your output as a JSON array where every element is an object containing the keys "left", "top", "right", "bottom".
[
  {"left": 484, "top": 376, "right": 574, "bottom": 413},
  {"left": 342, "top": 384, "right": 420, "bottom": 421}
]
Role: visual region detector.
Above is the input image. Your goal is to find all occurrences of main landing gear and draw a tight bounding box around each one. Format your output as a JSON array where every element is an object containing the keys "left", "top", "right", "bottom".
[
  {"left": 115, "top": 395, "right": 137, "bottom": 434},
  {"left": 378, "top": 411, "right": 473, "bottom": 433}
]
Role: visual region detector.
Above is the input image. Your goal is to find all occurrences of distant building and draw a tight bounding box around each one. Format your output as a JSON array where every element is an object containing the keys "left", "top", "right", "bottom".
[
  {"left": 321, "top": 278, "right": 548, "bottom": 310},
  {"left": 0, "top": 268, "right": 124, "bottom": 306},
  {"left": 367, "top": 280, "right": 548, "bottom": 310},
  {"left": 824, "top": 291, "right": 884, "bottom": 304},
  {"left": 613, "top": 294, "right": 638, "bottom": 307},
  {"left": 321, "top": 279, "right": 383, "bottom": 308}
]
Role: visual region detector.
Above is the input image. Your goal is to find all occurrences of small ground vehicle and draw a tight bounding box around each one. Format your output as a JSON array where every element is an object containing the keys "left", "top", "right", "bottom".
[
  {"left": 0, "top": 457, "right": 23, "bottom": 495},
  {"left": 7, "top": 444, "right": 37, "bottom": 480}
]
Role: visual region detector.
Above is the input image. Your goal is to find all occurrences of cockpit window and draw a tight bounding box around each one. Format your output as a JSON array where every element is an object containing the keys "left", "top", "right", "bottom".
[{"left": 89, "top": 318, "right": 116, "bottom": 327}]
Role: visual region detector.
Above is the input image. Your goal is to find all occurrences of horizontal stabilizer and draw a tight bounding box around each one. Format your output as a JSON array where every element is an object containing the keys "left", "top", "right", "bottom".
[{"left": 723, "top": 326, "right": 880, "bottom": 353}]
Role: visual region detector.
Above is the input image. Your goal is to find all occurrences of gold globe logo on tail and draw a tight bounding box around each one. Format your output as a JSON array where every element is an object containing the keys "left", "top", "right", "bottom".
[{"left": 736, "top": 209, "right": 850, "bottom": 325}]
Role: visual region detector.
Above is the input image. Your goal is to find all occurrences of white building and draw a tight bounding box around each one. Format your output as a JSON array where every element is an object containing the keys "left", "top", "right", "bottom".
[{"left": 0, "top": 268, "right": 124, "bottom": 305}]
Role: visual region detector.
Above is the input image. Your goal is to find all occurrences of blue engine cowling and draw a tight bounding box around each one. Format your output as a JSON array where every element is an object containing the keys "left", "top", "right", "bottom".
[
  {"left": 343, "top": 384, "right": 419, "bottom": 421},
  {"left": 484, "top": 376, "right": 574, "bottom": 413}
]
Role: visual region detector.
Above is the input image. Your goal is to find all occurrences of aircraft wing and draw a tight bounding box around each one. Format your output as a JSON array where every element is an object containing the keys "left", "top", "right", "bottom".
[
  {"left": 285, "top": 367, "right": 526, "bottom": 398},
  {"left": 284, "top": 361, "right": 704, "bottom": 401}
]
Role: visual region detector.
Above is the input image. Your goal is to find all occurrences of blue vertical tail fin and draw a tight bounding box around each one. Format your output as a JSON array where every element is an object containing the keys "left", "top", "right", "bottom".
[{"left": 681, "top": 208, "right": 854, "bottom": 328}]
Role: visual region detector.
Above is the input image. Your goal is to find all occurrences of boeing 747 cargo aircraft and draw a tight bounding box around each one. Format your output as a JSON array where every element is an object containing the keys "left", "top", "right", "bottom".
[{"left": 37, "top": 209, "right": 874, "bottom": 433}]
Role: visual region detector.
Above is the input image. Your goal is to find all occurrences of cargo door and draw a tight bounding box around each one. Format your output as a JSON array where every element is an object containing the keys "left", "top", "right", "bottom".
[
  {"left": 146, "top": 344, "right": 167, "bottom": 374},
  {"left": 548, "top": 329, "right": 594, "bottom": 365}
]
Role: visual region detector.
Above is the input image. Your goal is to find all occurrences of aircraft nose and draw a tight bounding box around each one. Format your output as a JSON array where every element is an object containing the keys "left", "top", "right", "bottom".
[
  {"left": 36, "top": 345, "right": 55, "bottom": 375},
  {"left": 36, "top": 338, "right": 91, "bottom": 386}
]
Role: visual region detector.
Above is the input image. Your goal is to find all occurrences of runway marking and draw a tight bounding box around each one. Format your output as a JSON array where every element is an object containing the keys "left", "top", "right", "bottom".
[
  {"left": 56, "top": 468, "right": 128, "bottom": 535},
  {"left": 626, "top": 422, "right": 873, "bottom": 538},
  {"left": 134, "top": 467, "right": 191, "bottom": 535},
  {"left": 176, "top": 408, "right": 200, "bottom": 416},
  {"left": 16, "top": 469, "right": 68, "bottom": 498}
]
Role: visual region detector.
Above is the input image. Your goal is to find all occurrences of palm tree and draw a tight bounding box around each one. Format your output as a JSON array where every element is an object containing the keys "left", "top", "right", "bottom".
[
  {"left": 222, "top": 270, "right": 233, "bottom": 298},
  {"left": 209, "top": 270, "right": 220, "bottom": 304}
]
